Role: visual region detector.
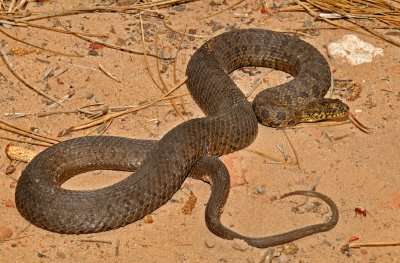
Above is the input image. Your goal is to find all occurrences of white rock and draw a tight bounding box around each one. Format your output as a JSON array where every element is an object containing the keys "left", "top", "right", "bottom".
[
  {"left": 328, "top": 35, "right": 383, "bottom": 65},
  {"left": 232, "top": 238, "right": 249, "bottom": 251}
]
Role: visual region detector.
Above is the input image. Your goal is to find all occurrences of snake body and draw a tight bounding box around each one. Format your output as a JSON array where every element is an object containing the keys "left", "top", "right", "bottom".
[{"left": 16, "top": 29, "right": 341, "bottom": 247}]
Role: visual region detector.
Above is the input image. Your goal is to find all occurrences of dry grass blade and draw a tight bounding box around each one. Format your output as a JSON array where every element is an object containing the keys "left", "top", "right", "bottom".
[
  {"left": 64, "top": 92, "right": 188, "bottom": 134},
  {"left": 139, "top": 15, "right": 165, "bottom": 93},
  {"left": 246, "top": 148, "right": 286, "bottom": 163},
  {"left": 282, "top": 130, "right": 300, "bottom": 168},
  {"left": 0, "top": 46, "right": 62, "bottom": 106},
  {"left": 72, "top": 33, "right": 166, "bottom": 59},
  {"left": 0, "top": 135, "right": 53, "bottom": 147},
  {"left": 303, "top": 0, "right": 400, "bottom": 46},
  {"left": 155, "top": 34, "right": 185, "bottom": 121},
  {"left": 294, "top": 0, "right": 350, "bottom": 31},
  {"left": 0, "top": 28, "right": 83, "bottom": 57},
  {"left": 24, "top": 22, "right": 109, "bottom": 37},
  {"left": 98, "top": 64, "right": 121, "bottom": 83},
  {"left": 62, "top": 78, "right": 187, "bottom": 134},
  {"left": 139, "top": 15, "right": 185, "bottom": 121},
  {"left": 0, "top": 119, "right": 60, "bottom": 144},
  {"left": 173, "top": 22, "right": 189, "bottom": 116},
  {"left": 10, "top": 1, "right": 196, "bottom": 22},
  {"left": 288, "top": 0, "right": 400, "bottom": 47},
  {"left": 11, "top": 0, "right": 27, "bottom": 13},
  {"left": 341, "top": 241, "right": 400, "bottom": 253},
  {"left": 0, "top": 235, "right": 34, "bottom": 243}
]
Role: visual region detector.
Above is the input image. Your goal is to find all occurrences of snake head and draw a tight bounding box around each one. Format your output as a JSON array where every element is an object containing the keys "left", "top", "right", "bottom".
[{"left": 299, "top": 98, "right": 349, "bottom": 123}]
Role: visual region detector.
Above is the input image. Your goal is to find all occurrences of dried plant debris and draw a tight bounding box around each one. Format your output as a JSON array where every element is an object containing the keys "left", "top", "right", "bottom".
[
  {"left": 181, "top": 191, "right": 197, "bottom": 215},
  {"left": 281, "top": 0, "right": 400, "bottom": 47},
  {"left": 333, "top": 80, "right": 363, "bottom": 101}
]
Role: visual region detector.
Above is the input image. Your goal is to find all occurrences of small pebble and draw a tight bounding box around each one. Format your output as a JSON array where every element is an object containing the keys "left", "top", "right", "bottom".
[
  {"left": 5, "top": 199, "right": 14, "bottom": 208},
  {"left": 173, "top": 4, "right": 186, "bottom": 11},
  {"left": 5, "top": 165, "right": 16, "bottom": 175},
  {"left": 143, "top": 215, "right": 154, "bottom": 224},
  {"left": 256, "top": 186, "right": 266, "bottom": 195},
  {"left": 88, "top": 49, "right": 99, "bottom": 56},
  {"left": 56, "top": 251, "right": 66, "bottom": 259},
  {"left": 161, "top": 46, "right": 172, "bottom": 59},
  {"left": 369, "top": 255, "right": 377, "bottom": 262},
  {"left": 232, "top": 238, "right": 249, "bottom": 251},
  {"left": 277, "top": 254, "right": 290, "bottom": 263},
  {"left": 37, "top": 252, "right": 46, "bottom": 258},
  {"left": 281, "top": 243, "right": 299, "bottom": 255},
  {"left": 205, "top": 239, "right": 216, "bottom": 248},
  {"left": 0, "top": 226, "right": 13, "bottom": 240},
  {"left": 86, "top": 93, "right": 94, "bottom": 100},
  {"left": 188, "top": 29, "right": 196, "bottom": 41}
]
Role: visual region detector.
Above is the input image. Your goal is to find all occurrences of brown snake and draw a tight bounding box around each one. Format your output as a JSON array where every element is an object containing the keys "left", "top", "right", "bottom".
[{"left": 16, "top": 29, "right": 341, "bottom": 248}]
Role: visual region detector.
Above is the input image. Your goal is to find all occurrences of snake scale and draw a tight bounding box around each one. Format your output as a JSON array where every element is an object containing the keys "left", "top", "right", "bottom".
[{"left": 16, "top": 29, "right": 344, "bottom": 248}]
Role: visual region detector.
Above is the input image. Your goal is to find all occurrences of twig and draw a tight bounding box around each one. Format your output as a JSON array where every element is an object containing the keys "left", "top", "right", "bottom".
[
  {"left": 73, "top": 32, "right": 171, "bottom": 60},
  {"left": 7, "top": 0, "right": 16, "bottom": 13},
  {"left": 341, "top": 241, "right": 400, "bottom": 253},
  {"left": 0, "top": 119, "right": 60, "bottom": 144},
  {"left": 282, "top": 25, "right": 395, "bottom": 31},
  {"left": 0, "top": 135, "right": 53, "bottom": 147},
  {"left": 0, "top": 19, "right": 26, "bottom": 26},
  {"left": 62, "top": 84, "right": 187, "bottom": 134},
  {"left": 321, "top": 7, "right": 400, "bottom": 47},
  {"left": 0, "top": 28, "right": 83, "bottom": 57},
  {"left": 98, "top": 64, "right": 121, "bottom": 83},
  {"left": 32, "top": 101, "right": 190, "bottom": 117},
  {"left": 92, "top": 119, "right": 113, "bottom": 135},
  {"left": 11, "top": 0, "right": 27, "bottom": 12},
  {"left": 155, "top": 34, "right": 185, "bottom": 120},
  {"left": 245, "top": 148, "right": 286, "bottom": 164},
  {"left": 294, "top": 0, "right": 350, "bottom": 31},
  {"left": 80, "top": 239, "right": 112, "bottom": 244},
  {"left": 276, "top": 143, "right": 290, "bottom": 162},
  {"left": 294, "top": 0, "right": 400, "bottom": 47},
  {"left": 13, "top": 1, "right": 195, "bottom": 22},
  {"left": 139, "top": 15, "right": 164, "bottom": 93},
  {"left": 282, "top": 130, "right": 300, "bottom": 169},
  {"left": 0, "top": 46, "right": 62, "bottom": 106},
  {"left": 173, "top": 22, "right": 188, "bottom": 116},
  {"left": 0, "top": 235, "right": 34, "bottom": 243},
  {"left": 154, "top": 35, "right": 169, "bottom": 94},
  {"left": 24, "top": 22, "right": 109, "bottom": 37}
]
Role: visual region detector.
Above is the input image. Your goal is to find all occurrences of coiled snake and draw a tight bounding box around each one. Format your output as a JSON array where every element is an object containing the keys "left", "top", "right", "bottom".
[{"left": 16, "top": 29, "right": 345, "bottom": 248}]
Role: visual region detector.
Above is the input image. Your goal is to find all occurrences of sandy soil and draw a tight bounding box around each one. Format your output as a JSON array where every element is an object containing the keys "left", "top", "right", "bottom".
[{"left": 1, "top": 1, "right": 400, "bottom": 262}]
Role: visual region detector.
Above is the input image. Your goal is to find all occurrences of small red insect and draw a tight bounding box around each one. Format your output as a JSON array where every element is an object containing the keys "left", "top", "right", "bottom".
[
  {"left": 56, "top": 78, "right": 64, "bottom": 84},
  {"left": 354, "top": 207, "right": 367, "bottom": 217},
  {"left": 348, "top": 236, "right": 360, "bottom": 243},
  {"left": 89, "top": 42, "right": 105, "bottom": 50}
]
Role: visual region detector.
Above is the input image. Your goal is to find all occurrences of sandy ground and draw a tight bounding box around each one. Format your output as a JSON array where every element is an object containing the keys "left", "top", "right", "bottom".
[{"left": 1, "top": 1, "right": 400, "bottom": 262}]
